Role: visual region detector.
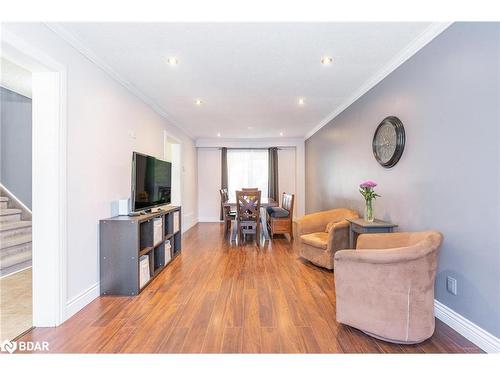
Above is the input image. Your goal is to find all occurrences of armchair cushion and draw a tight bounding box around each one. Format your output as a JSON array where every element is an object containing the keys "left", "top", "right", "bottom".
[
  {"left": 266, "top": 206, "right": 290, "bottom": 218},
  {"left": 300, "top": 232, "right": 328, "bottom": 249}
]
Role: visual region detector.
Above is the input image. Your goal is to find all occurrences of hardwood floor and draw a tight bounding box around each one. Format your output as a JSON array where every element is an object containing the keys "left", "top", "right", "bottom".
[{"left": 17, "top": 223, "right": 482, "bottom": 353}]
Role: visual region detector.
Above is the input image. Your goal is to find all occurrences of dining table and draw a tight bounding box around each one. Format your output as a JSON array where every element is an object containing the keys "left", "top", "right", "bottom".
[{"left": 223, "top": 197, "right": 277, "bottom": 241}]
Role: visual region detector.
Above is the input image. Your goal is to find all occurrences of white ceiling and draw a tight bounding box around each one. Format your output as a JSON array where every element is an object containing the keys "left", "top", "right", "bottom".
[{"left": 53, "top": 22, "right": 439, "bottom": 139}]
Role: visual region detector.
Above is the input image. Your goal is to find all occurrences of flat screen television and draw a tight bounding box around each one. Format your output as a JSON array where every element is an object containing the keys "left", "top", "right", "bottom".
[{"left": 132, "top": 152, "right": 172, "bottom": 212}]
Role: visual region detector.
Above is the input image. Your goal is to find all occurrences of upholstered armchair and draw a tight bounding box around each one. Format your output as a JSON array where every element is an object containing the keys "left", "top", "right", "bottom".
[
  {"left": 334, "top": 231, "right": 444, "bottom": 344},
  {"left": 298, "top": 208, "right": 359, "bottom": 269}
]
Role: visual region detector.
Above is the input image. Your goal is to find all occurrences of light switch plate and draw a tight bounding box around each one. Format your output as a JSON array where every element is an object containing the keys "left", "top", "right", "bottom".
[{"left": 446, "top": 276, "right": 458, "bottom": 296}]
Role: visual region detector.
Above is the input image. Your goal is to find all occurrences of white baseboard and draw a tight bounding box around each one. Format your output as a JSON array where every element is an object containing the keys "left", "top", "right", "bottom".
[
  {"left": 198, "top": 217, "right": 222, "bottom": 223},
  {"left": 434, "top": 299, "right": 500, "bottom": 353},
  {"left": 182, "top": 217, "right": 198, "bottom": 232},
  {"left": 64, "top": 282, "right": 99, "bottom": 321},
  {"left": 182, "top": 212, "right": 198, "bottom": 233}
]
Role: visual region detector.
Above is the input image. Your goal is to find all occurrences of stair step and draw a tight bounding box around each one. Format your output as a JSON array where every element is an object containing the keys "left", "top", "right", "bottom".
[
  {"left": 0, "top": 208, "right": 21, "bottom": 215},
  {"left": 0, "top": 209, "right": 22, "bottom": 222},
  {"left": 0, "top": 197, "right": 8, "bottom": 208},
  {"left": 0, "top": 221, "right": 32, "bottom": 243},
  {"left": 0, "top": 221, "right": 31, "bottom": 232},
  {"left": 0, "top": 234, "right": 32, "bottom": 250},
  {"left": 0, "top": 224, "right": 31, "bottom": 241},
  {"left": 0, "top": 242, "right": 32, "bottom": 270},
  {"left": 0, "top": 259, "right": 31, "bottom": 277}
]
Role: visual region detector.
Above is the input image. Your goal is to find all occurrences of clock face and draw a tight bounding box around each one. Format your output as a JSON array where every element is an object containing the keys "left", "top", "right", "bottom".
[{"left": 372, "top": 116, "right": 405, "bottom": 168}]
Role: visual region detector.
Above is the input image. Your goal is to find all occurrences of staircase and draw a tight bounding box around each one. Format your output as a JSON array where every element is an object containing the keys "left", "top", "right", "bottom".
[{"left": 0, "top": 196, "right": 32, "bottom": 276}]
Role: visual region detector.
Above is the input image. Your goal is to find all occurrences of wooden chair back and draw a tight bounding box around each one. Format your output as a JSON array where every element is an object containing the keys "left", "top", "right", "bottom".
[
  {"left": 236, "top": 190, "right": 261, "bottom": 222},
  {"left": 236, "top": 190, "right": 262, "bottom": 240},
  {"left": 220, "top": 188, "right": 231, "bottom": 216},
  {"left": 220, "top": 188, "right": 229, "bottom": 202},
  {"left": 282, "top": 192, "right": 295, "bottom": 219}
]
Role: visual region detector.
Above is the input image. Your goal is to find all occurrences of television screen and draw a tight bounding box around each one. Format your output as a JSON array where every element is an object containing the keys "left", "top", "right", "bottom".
[{"left": 132, "top": 152, "right": 172, "bottom": 211}]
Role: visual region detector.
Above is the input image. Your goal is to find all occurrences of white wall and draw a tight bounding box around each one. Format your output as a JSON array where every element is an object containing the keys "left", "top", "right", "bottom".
[
  {"left": 2, "top": 23, "right": 198, "bottom": 319},
  {"left": 196, "top": 138, "right": 303, "bottom": 222},
  {"left": 277, "top": 148, "right": 297, "bottom": 218},
  {"left": 197, "top": 149, "right": 221, "bottom": 222},
  {"left": 181, "top": 140, "right": 198, "bottom": 229}
]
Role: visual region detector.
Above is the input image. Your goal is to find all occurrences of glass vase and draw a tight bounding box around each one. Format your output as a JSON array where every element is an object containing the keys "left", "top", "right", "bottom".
[{"left": 364, "top": 199, "right": 374, "bottom": 222}]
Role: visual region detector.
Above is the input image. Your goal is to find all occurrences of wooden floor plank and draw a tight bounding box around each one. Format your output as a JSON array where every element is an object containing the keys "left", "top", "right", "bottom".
[
  {"left": 157, "top": 327, "right": 189, "bottom": 353},
  {"left": 242, "top": 289, "right": 262, "bottom": 353},
  {"left": 15, "top": 223, "right": 482, "bottom": 354},
  {"left": 221, "top": 327, "right": 242, "bottom": 353},
  {"left": 260, "top": 327, "right": 281, "bottom": 353}
]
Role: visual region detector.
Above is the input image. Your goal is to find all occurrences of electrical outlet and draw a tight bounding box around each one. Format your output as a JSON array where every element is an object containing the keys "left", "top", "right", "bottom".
[{"left": 446, "top": 276, "right": 458, "bottom": 296}]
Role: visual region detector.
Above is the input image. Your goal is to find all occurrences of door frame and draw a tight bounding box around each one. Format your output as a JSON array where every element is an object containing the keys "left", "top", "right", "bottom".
[
  {"left": 1, "top": 28, "right": 68, "bottom": 326},
  {"left": 163, "top": 130, "right": 183, "bottom": 207}
]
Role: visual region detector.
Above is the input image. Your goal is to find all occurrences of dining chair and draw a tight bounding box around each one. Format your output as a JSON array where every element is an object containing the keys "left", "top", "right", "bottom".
[
  {"left": 219, "top": 188, "right": 235, "bottom": 236},
  {"left": 267, "top": 192, "right": 295, "bottom": 239},
  {"left": 235, "top": 190, "right": 262, "bottom": 244}
]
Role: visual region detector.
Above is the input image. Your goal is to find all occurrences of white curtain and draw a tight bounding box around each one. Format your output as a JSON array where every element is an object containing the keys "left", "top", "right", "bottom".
[{"left": 227, "top": 149, "right": 268, "bottom": 200}]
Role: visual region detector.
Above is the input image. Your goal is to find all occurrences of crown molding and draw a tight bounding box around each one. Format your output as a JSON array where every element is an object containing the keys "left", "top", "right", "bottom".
[
  {"left": 44, "top": 23, "right": 194, "bottom": 140},
  {"left": 304, "top": 22, "right": 453, "bottom": 140}
]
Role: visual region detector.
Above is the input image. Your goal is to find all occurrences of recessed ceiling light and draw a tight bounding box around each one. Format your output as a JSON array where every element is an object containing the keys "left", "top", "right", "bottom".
[
  {"left": 195, "top": 99, "right": 203, "bottom": 106},
  {"left": 320, "top": 56, "right": 334, "bottom": 65},
  {"left": 298, "top": 98, "right": 305, "bottom": 105},
  {"left": 247, "top": 126, "right": 254, "bottom": 130},
  {"left": 279, "top": 132, "right": 284, "bottom": 137},
  {"left": 217, "top": 132, "right": 221, "bottom": 137},
  {"left": 167, "top": 57, "right": 179, "bottom": 65}
]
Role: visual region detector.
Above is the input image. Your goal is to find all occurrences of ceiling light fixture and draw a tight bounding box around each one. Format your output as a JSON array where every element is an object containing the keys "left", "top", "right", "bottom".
[
  {"left": 217, "top": 132, "right": 221, "bottom": 137},
  {"left": 320, "top": 56, "right": 334, "bottom": 65},
  {"left": 280, "top": 132, "right": 284, "bottom": 137},
  {"left": 298, "top": 98, "right": 305, "bottom": 105},
  {"left": 195, "top": 99, "right": 203, "bottom": 106},
  {"left": 167, "top": 57, "right": 179, "bottom": 65}
]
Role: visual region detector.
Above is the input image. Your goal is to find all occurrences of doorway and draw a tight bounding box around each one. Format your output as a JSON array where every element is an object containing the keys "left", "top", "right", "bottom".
[
  {"left": 1, "top": 28, "right": 67, "bottom": 333},
  {"left": 0, "top": 57, "right": 33, "bottom": 340}
]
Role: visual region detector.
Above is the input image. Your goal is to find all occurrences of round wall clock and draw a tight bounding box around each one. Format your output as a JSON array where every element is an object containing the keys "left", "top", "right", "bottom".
[{"left": 372, "top": 116, "right": 405, "bottom": 168}]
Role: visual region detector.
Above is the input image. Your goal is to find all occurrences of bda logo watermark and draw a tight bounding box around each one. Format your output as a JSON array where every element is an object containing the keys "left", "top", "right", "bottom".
[
  {"left": 1, "top": 339, "right": 49, "bottom": 353},
  {"left": 0, "top": 340, "right": 17, "bottom": 353}
]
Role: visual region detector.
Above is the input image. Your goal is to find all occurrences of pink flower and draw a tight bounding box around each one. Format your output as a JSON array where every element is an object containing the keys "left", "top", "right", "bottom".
[{"left": 360, "top": 180, "right": 377, "bottom": 189}]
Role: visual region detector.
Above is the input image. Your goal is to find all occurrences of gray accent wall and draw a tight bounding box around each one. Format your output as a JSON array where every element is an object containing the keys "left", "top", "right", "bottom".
[
  {"left": 0, "top": 87, "right": 32, "bottom": 209},
  {"left": 305, "top": 23, "right": 500, "bottom": 337}
]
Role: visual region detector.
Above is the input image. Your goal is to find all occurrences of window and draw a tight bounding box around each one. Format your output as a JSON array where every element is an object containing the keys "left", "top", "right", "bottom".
[{"left": 227, "top": 149, "right": 268, "bottom": 200}]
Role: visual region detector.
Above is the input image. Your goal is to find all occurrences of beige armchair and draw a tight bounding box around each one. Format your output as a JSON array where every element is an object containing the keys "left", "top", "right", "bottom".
[
  {"left": 298, "top": 208, "right": 359, "bottom": 269},
  {"left": 334, "top": 231, "right": 444, "bottom": 344}
]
